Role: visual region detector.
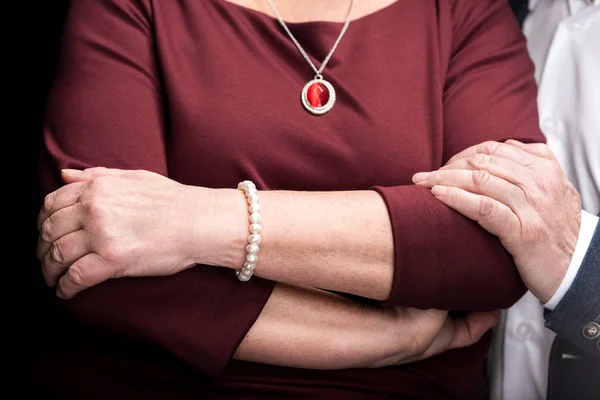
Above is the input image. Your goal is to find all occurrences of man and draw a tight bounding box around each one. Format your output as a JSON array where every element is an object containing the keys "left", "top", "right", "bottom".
[{"left": 413, "top": 0, "right": 599, "bottom": 398}]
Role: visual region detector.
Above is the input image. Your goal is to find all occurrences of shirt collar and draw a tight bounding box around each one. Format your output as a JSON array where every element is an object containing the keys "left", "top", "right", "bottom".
[{"left": 529, "top": 0, "right": 597, "bottom": 13}]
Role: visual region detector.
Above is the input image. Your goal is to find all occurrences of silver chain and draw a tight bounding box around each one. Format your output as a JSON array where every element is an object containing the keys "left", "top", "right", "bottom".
[{"left": 265, "top": 0, "right": 355, "bottom": 79}]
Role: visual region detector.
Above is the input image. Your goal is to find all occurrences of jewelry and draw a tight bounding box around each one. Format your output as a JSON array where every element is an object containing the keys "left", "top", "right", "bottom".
[
  {"left": 265, "top": 0, "right": 355, "bottom": 115},
  {"left": 236, "top": 180, "right": 262, "bottom": 282}
]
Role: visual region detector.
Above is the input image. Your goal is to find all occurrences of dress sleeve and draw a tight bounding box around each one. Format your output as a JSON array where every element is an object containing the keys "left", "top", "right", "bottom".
[
  {"left": 39, "top": 0, "right": 274, "bottom": 377},
  {"left": 372, "top": 0, "right": 545, "bottom": 311}
]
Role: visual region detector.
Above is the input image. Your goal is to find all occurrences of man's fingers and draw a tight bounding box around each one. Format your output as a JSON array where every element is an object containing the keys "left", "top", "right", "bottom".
[
  {"left": 429, "top": 185, "right": 520, "bottom": 238},
  {"left": 56, "top": 253, "right": 113, "bottom": 299},
  {"left": 446, "top": 141, "right": 539, "bottom": 166},
  {"left": 437, "top": 153, "right": 532, "bottom": 187},
  {"left": 413, "top": 169, "right": 527, "bottom": 210},
  {"left": 505, "top": 140, "right": 557, "bottom": 161}
]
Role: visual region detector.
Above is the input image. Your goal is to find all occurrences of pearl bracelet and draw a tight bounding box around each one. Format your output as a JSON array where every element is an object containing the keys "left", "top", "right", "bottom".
[{"left": 236, "top": 180, "right": 262, "bottom": 282}]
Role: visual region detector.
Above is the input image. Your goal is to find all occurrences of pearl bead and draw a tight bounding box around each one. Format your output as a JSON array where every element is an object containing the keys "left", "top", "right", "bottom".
[
  {"left": 249, "top": 213, "right": 261, "bottom": 224},
  {"left": 244, "top": 261, "right": 256, "bottom": 271},
  {"left": 246, "top": 244, "right": 260, "bottom": 254},
  {"left": 250, "top": 223, "right": 262, "bottom": 234},
  {"left": 247, "top": 193, "right": 259, "bottom": 204},
  {"left": 246, "top": 253, "right": 258, "bottom": 263},
  {"left": 242, "top": 268, "right": 253, "bottom": 277},
  {"left": 239, "top": 180, "right": 255, "bottom": 190},
  {"left": 246, "top": 187, "right": 258, "bottom": 197},
  {"left": 248, "top": 233, "right": 261, "bottom": 244},
  {"left": 236, "top": 270, "right": 251, "bottom": 282},
  {"left": 249, "top": 203, "right": 261, "bottom": 213}
]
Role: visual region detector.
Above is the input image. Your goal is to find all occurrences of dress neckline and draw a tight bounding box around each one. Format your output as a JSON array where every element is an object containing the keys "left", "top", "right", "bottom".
[{"left": 216, "top": 0, "right": 403, "bottom": 27}]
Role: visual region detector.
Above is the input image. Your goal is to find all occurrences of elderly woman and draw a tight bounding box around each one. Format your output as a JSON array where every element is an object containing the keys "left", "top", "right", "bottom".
[{"left": 35, "top": 0, "right": 546, "bottom": 398}]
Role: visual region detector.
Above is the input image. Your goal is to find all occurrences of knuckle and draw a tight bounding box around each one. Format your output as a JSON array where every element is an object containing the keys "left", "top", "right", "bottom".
[
  {"left": 472, "top": 153, "right": 489, "bottom": 166},
  {"left": 85, "top": 176, "right": 103, "bottom": 193},
  {"left": 481, "top": 141, "right": 499, "bottom": 155},
  {"left": 50, "top": 241, "right": 64, "bottom": 264},
  {"left": 478, "top": 196, "right": 495, "bottom": 217},
  {"left": 472, "top": 170, "right": 491, "bottom": 188},
  {"left": 41, "top": 216, "right": 55, "bottom": 242},
  {"left": 43, "top": 192, "right": 55, "bottom": 213},
  {"left": 66, "top": 266, "right": 86, "bottom": 287},
  {"left": 86, "top": 175, "right": 111, "bottom": 193},
  {"left": 87, "top": 166, "right": 106, "bottom": 177},
  {"left": 81, "top": 194, "right": 106, "bottom": 219}
]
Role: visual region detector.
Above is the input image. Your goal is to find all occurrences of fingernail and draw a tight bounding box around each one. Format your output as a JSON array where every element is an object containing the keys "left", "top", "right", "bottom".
[
  {"left": 61, "top": 169, "right": 82, "bottom": 175},
  {"left": 431, "top": 186, "right": 447, "bottom": 196},
  {"left": 56, "top": 288, "right": 65, "bottom": 299},
  {"left": 412, "top": 172, "right": 429, "bottom": 184}
]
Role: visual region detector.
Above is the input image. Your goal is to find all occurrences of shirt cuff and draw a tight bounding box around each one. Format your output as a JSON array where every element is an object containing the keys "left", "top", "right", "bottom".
[{"left": 543, "top": 210, "right": 599, "bottom": 310}]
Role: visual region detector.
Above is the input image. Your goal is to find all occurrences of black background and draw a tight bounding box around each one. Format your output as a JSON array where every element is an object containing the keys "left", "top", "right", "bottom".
[{"left": 15, "top": 0, "right": 70, "bottom": 392}]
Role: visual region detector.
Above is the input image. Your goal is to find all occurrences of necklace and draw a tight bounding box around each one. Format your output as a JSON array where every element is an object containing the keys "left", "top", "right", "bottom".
[{"left": 265, "top": 0, "right": 355, "bottom": 115}]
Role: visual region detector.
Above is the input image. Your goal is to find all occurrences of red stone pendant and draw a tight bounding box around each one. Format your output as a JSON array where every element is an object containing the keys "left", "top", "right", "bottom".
[{"left": 301, "top": 77, "right": 336, "bottom": 115}]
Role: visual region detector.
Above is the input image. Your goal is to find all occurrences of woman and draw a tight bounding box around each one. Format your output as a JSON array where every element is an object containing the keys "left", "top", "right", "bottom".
[{"left": 34, "top": 0, "right": 545, "bottom": 398}]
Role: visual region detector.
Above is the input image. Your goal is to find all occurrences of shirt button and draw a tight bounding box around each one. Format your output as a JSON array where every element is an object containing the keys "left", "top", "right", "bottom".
[
  {"left": 516, "top": 323, "right": 533, "bottom": 338},
  {"left": 582, "top": 322, "right": 600, "bottom": 340}
]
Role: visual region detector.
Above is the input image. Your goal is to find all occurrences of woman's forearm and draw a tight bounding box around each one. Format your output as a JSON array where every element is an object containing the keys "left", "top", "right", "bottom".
[
  {"left": 206, "top": 188, "right": 395, "bottom": 301},
  {"left": 234, "top": 283, "right": 398, "bottom": 369},
  {"left": 234, "top": 283, "right": 497, "bottom": 369}
]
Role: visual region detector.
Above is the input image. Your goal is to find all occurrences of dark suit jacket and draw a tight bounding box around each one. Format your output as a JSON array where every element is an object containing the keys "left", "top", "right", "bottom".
[
  {"left": 545, "top": 221, "right": 600, "bottom": 357},
  {"left": 543, "top": 220, "right": 600, "bottom": 400},
  {"left": 508, "top": 0, "right": 530, "bottom": 26}
]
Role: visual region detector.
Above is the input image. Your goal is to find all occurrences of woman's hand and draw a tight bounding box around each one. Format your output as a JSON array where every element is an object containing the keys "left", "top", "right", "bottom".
[
  {"left": 372, "top": 307, "right": 499, "bottom": 367},
  {"left": 36, "top": 167, "right": 222, "bottom": 299},
  {"left": 411, "top": 140, "right": 582, "bottom": 303}
]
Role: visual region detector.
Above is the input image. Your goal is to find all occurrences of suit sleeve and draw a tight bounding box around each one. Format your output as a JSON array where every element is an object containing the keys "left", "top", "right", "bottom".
[
  {"left": 373, "top": 0, "right": 545, "bottom": 311},
  {"left": 545, "top": 223, "right": 600, "bottom": 357},
  {"left": 40, "top": 0, "right": 274, "bottom": 377}
]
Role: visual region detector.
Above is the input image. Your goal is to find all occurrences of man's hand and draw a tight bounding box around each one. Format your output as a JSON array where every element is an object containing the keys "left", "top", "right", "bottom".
[{"left": 412, "top": 140, "right": 582, "bottom": 303}]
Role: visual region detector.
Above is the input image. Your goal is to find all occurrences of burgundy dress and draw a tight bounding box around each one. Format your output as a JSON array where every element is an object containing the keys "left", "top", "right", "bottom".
[{"left": 34, "top": 0, "right": 544, "bottom": 398}]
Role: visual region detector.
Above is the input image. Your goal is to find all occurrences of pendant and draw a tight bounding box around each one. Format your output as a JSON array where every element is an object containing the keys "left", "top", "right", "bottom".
[{"left": 301, "top": 76, "right": 336, "bottom": 115}]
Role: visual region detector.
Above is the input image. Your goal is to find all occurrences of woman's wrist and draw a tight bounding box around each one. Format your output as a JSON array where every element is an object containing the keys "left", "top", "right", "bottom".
[{"left": 184, "top": 185, "right": 248, "bottom": 269}]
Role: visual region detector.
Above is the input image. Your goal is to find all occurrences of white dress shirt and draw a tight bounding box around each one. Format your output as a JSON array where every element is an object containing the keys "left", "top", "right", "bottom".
[{"left": 494, "top": 2, "right": 600, "bottom": 400}]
